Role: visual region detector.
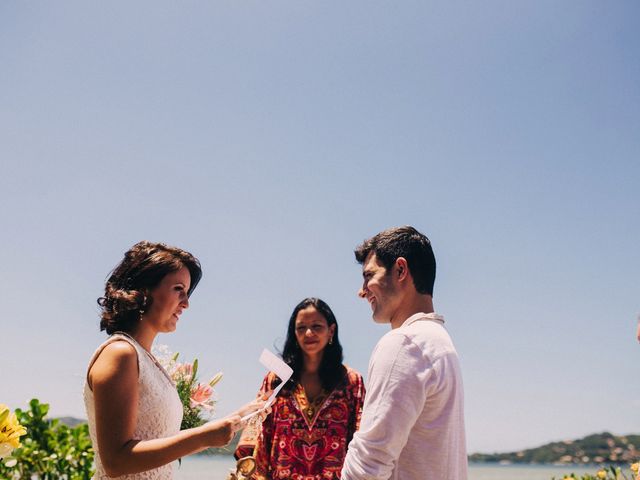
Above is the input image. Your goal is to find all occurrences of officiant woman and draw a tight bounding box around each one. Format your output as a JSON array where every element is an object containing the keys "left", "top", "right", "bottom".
[{"left": 235, "top": 297, "right": 365, "bottom": 479}]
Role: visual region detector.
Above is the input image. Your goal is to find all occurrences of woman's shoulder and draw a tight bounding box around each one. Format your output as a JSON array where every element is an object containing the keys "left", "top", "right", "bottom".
[
  {"left": 94, "top": 337, "right": 139, "bottom": 363},
  {"left": 101, "top": 339, "right": 138, "bottom": 359},
  {"left": 343, "top": 365, "right": 363, "bottom": 384},
  {"left": 87, "top": 337, "right": 139, "bottom": 387}
]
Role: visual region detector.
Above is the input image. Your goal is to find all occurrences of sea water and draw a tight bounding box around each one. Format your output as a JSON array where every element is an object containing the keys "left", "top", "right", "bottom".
[{"left": 174, "top": 455, "right": 598, "bottom": 479}]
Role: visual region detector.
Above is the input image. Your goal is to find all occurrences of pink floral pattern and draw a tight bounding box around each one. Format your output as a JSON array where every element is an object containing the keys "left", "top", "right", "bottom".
[{"left": 236, "top": 367, "right": 365, "bottom": 480}]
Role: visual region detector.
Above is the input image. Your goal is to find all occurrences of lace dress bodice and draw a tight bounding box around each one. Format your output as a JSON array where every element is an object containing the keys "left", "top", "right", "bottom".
[{"left": 84, "top": 334, "right": 183, "bottom": 479}]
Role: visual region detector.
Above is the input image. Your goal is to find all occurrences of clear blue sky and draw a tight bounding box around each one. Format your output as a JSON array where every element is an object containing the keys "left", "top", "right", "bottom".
[{"left": 1, "top": 1, "right": 638, "bottom": 453}]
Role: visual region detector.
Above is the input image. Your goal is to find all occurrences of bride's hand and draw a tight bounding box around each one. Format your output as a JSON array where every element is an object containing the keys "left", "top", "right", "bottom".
[
  {"left": 234, "top": 391, "right": 272, "bottom": 419},
  {"left": 201, "top": 415, "right": 243, "bottom": 447}
]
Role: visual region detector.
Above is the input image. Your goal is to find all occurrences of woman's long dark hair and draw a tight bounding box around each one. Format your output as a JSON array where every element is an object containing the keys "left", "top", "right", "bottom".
[{"left": 281, "top": 298, "right": 347, "bottom": 392}]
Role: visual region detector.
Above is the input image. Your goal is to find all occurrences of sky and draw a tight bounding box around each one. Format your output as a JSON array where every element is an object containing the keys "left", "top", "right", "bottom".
[{"left": 1, "top": 1, "right": 638, "bottom": 454}]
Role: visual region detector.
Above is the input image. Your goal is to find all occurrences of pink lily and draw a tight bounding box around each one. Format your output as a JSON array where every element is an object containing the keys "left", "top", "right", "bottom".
[{"left": 190, "top": 383, "right": 214, "bottom": 410}]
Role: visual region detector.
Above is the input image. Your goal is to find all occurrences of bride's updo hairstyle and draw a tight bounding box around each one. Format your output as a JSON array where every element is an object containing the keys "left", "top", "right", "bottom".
[{"left": 98, "top": 241, "right": 202, "bottom": 335}]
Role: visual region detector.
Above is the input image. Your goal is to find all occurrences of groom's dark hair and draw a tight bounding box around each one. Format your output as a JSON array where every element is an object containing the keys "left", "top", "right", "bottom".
[{"left": 355, "top": 226, "right": 436, "bottom": 295}]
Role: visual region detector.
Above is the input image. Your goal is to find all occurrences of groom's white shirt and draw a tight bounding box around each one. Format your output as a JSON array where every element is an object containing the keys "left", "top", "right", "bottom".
[{"left": 341, "top": 312, "right": 468, "bottom": 480}]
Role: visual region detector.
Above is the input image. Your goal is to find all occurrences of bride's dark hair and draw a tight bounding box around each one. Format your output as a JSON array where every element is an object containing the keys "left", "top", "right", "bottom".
[{"left": 97, "top": 241, "right": 202, "bottom": 334}]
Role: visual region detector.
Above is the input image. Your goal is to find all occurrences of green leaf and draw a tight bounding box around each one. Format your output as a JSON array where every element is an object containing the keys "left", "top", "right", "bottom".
[
  {"left": 0, "top": 398, "right": 95, "bottom": 479},
  {"left": 191, "top": 359, "right": 199, "bottom": 385}
]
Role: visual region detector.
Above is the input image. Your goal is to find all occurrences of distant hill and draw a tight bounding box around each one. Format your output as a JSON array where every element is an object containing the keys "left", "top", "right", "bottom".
[
  {"left": 56, "top": 416, "right": 87, "bottom": 428},
  {"left": 469, "top": 432, "right": 640, "bottom": 465}
]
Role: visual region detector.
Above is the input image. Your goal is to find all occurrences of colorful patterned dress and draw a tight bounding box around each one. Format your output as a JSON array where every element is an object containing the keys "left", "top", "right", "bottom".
[{"left": 235, "top": 367, "right": 365, "bottom": 480}]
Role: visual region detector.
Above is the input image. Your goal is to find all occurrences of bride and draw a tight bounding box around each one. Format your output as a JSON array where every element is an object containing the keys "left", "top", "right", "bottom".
[{"left": 84, "top": 241, "right": 265, "bottom": 479}]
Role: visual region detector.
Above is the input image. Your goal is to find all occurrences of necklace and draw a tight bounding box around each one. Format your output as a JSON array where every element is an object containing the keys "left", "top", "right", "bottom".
[{"left": 304, "top": 392, "right": 326, "bottom": 420}]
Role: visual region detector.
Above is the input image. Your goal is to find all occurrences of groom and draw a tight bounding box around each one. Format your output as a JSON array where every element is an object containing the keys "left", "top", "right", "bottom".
[{"left": 341, "top": 226, "right": 468, "bottom": 480}]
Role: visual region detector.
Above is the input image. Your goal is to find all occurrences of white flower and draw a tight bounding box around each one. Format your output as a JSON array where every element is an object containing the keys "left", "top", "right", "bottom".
[
  {"left": 152, "top": 344, "right": 174, "bottom": 366},
  {"left": 0, "top": 443, "right": 13, "bottom": 459}
]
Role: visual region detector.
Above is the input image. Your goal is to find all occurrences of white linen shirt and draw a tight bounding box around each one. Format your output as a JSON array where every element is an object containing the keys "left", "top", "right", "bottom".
[{"left": 341, "top": 312, "right": 467, "bottom": 480}]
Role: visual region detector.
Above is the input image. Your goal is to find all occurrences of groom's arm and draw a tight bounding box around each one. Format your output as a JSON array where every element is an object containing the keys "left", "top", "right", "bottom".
[{"left": 341, "top": 333, "right": 431, "bottom": 480}]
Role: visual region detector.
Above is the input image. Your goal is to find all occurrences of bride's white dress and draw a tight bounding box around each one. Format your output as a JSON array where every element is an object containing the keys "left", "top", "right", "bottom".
[{"left": 84, "top": 333, "right": 183, "bottom": 479}]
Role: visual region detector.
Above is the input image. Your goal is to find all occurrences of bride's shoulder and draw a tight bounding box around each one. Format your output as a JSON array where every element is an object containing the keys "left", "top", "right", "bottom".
[
  {"left": 100, "top": 339, "right": 137, "bottom": 359},
  {"left": 88, "top": 339, "right": 138, "bottom": 386}
]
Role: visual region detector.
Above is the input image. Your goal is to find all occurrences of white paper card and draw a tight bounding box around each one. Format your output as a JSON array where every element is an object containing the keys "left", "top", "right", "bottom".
[
  {"left": 241, "top": 348, "right": 293, "bottom": 422},
  {"left": 259, "top": 349, "right": 293, "bottom": 384}
]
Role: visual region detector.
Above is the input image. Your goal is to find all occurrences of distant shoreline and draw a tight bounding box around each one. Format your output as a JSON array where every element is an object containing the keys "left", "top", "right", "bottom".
[{"left": 58, "top": 419, "right": 639, "bottom": 464}]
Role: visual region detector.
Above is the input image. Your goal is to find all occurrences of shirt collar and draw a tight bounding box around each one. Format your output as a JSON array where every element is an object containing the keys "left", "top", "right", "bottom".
[{"left": 400, "top": 312, "right": 445, "bottom": 328}]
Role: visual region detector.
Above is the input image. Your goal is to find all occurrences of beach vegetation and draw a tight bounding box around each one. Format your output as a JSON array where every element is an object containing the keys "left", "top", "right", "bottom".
[
  {"left": 0, "top": 403, "right": 27, "bottom": 461},
  {"left": 552, "top": 463, "right": 640, "bottom": 480},
  {"left": 0, "top": 399, "right": 94, "bottom": 480}
]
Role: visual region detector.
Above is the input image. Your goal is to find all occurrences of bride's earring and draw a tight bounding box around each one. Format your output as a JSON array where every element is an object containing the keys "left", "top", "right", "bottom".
[{"left": 139, "top": 296, "right": 148, "bottom": 320}]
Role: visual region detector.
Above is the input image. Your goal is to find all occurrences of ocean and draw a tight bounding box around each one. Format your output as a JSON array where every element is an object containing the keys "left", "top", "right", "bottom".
[{"left": 173, "top": 456, "right": 598, "bottom": 479}]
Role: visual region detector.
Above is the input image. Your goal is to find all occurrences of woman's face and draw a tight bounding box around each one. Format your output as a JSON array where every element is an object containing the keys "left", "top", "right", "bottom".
[
  {"left": 294, "top": 306, "right": 336, "bottom": 359},
  {"left": 144, "top": 266, "right": 191, "bottom": 334}
]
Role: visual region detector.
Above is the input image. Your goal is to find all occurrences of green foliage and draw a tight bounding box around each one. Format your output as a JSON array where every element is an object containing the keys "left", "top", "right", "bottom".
[
  {"left": 176, "top": 376, "right": 205, "bottom": 431},
  {"left": 0, "top": 399, "right": 94, "bottom": 480},
  {"left": 551, "top": 464, "right": 639, "bottom": 479}
]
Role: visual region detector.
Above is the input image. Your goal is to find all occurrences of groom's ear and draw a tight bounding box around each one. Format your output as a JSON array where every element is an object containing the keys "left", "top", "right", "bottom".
[{"left": 395, "top": 257, "right": 409, "bottom": 283}]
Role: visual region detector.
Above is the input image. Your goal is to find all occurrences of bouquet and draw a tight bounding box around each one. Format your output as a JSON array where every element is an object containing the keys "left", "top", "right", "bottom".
[
  {"left": 154, "top": 346, "right": 223, "bottom": 430},
  {"left": 0, "top": 404, "right": 27, "bottom": 465}
]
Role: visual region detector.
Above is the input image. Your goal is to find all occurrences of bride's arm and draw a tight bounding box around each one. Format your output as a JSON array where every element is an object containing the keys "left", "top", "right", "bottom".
[{"left": 89, "top": 341, "right": 246, "bottom": 477}]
